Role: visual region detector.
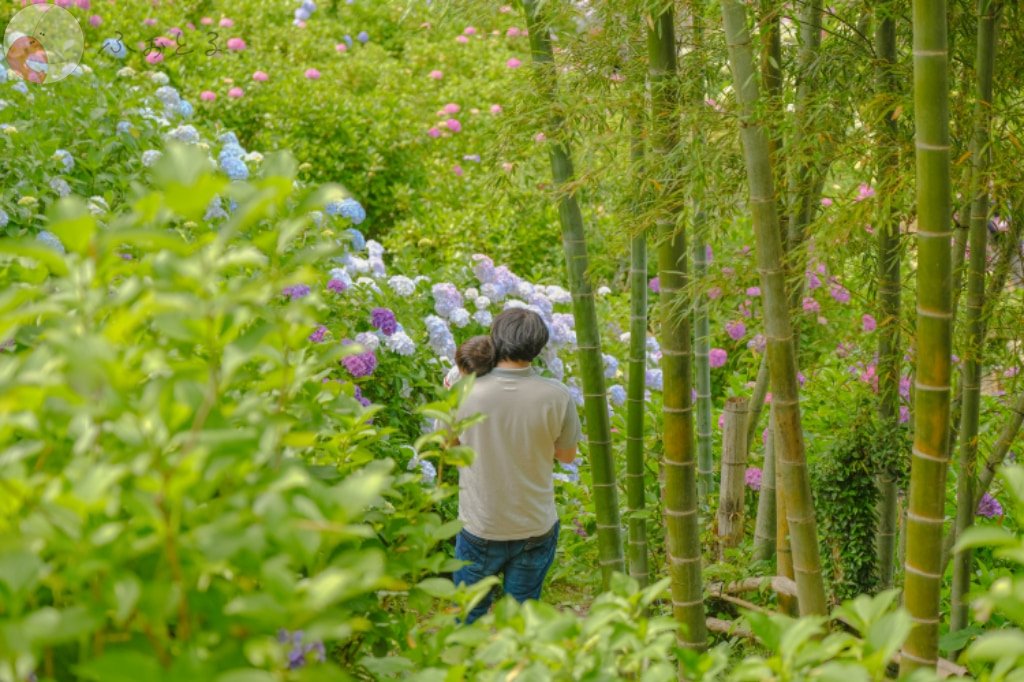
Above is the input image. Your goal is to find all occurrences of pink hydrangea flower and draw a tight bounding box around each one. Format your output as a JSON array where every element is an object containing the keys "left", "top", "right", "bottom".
[
  {"left": 226, "top": 38, "right": 246, "bottom": 51},
  {"left": 746, "top": 286, "right": 761, "bottom": 297},
  {"left": 862, "top": 314, "right": 877, "bottom": 332},
  {"left": 305, "top": 68, "right": 321, "bottom": 80},
  {"left": 507, "top": 27, "right": 522, "bottom": 37},
  {"left": 707, "top": 286, "right": 722, "bottom": 300},
  {"left": 455, "top": 35, "right": 469, "bottom": 43},
  {"left": 200, "top": 90, "right": 216, "bottom": 101},
  {"left": 463, "top": 26, "right": 477, "bottom": 35},
  {"left": 253, "top": 71, "right": 269, "bottom": 82},
  {"left": 830, "top": 284, "right": 851, "bottom": 304},
  {"left": 336, "top": 42, "right": 348, "bottom": 53},
  {"left": 427, "top": 127, "right": 441, "bottom": 138},
  {"left": 726, "top": 320, "right": 746, "bottom": 341},
  {"left": 220, "top": 18, "right": 234, "bottom": 28},
  {"left": 143, "top": 17, "right": 156, "bottom": 26},
  {"left": 453, "top": 164, "right": 464, "bottom": 176},
  {"left": 145, "top": 51, "right": 164, "bottom": 64},
  {"left": 89, "top": 14, "right": 101, "bottom": 26},
  {"left": 507, "top": 58, "right": 522, "bottom": 68},
  {"left": 855, "top": 183, "right": 876, "bottom": 202},
  {"left": 649, "top": 277, "right": 660, "bottom": 293},
  {"left": 490, "top": 104, "right": 503, "bottom": 114},
  {"left": 429, "top": 70, "right": 443, "bottom": 80},
  {"left": 444, "top": 118, "right": 461, "bottom": 133},
  {"left": 745, "top": 467, "right": 763, "bottom": 491},
  {"left": 802, "top": 297, "right": 820, "bottom": 313},
  {"left": 201, "top": 17, "right": 214, "bottom": 25},
  {"left": 534, "top": 132, "right": 546, "bottom": 143},
  {"left": 821, "top": 197, "right": 833, "bottom": 207},
  {"left": 709, "top": 348, "right": 727, "bottom": 368},
  {"left": 442, "top": 102, "right": 460, "bottom": 114},
  {"left": 228, "top": 87, "right": 244, "bottom": 98}
]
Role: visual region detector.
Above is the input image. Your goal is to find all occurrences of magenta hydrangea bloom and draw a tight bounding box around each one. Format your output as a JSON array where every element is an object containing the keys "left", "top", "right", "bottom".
[
  {"left": 830, "top": 284, "right": 851, "bottom": 304},
  {"left": 371, "top": 307, "right": 398, "bottom": 336},
  {"left": 709, "top": 348, "right": 727, "bottom": 368},
  {"left": 802, "top": 297, "right": 820, "bottom": 313},
  {"left": 746, "top": 286, "right": 761, "bottom": 297},
  {"left": 862, "top": 314, "right": 877, "bottom": 332},
  {"left": 283, "top": 284, "right": 311, "bottom": 300},
  {"left": 744, "top": 467, "right": 763, "bottom": 491},
  {"left": 649, "top": 276, "right": 660, "bottom": 293},
  {"left": 341, "top": 342, "right": 377, "bottom": 377},
  {"left": 726, "top": 320, "right": 746, "bottom": 341},
  {"left": 976, "top": 492, "right": 1003, "bottom": 518}
]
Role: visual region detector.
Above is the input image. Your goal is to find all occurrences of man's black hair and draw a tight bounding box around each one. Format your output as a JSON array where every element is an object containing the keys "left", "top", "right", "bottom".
[{"left": 490, "top": 308, "right": 549, "bottom": 363}]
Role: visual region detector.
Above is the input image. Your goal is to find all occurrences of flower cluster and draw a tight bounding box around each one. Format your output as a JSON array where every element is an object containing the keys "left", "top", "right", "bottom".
[
  {"left": 744, "top": 466, "right": 763, "bottom": 491},
  {"left": 371, "top": 307, "right": 398, "bottom": 336},
  {"left": 277, "top": 629, "right": 326, "bottom": 669},
  {"left": 294, "top": 0, "right": 316, "bottom": 26},
  {"left": 976, "top": 492, "right": 1003, "bottom": 519},
  {"left": 341, "top": 341, "right": 378, "bottom": 377}
]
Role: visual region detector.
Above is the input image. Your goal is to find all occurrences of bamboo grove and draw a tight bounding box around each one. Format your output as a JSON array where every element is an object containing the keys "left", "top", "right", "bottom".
[{"left": 516, "top": 0, "right": 1024, "bottom": 672}]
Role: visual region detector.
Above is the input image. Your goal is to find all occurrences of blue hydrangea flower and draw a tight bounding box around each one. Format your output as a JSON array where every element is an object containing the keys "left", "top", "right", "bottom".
[
  {"left": 387, "top": 276, "right": 415, "bottom": 296},
  {"left": 357, "top": 31, "right": 369, "bottom": 43},
  {"left": 608, "top": 384, "right": 627, "bottom": 406},
  {"left": 50, "top": 178, "right": 72, "bottom": 198},
  {"left": 178, "top": 100, "right": 194, "bottom": 118},
  {"left": 218, "top": 132, "right": 241, "bottom": 146},
  {"left": 116, "top": 121, "right": 133, "bottom": 134},
  {"left": 102, "top": 38, "right": 127, "bottom": 58},
  {"left": 167, "top": 125, "right": 200, "bottom": 144},
  {"left": 603, "top": 354, "right": 619, "bottom": 379},
  {"left": 53, "top": 149, "right": 74, "bottom": 172},
  {"left": 325, "top": 198, "right": 366, "bottom": 225},
  {"left": 408, "top": 456, "right": 436, "bottom": 484},
  {"left": 204, "top": 196, "right": 228, "bottom": 221},
  {"left": 221, "top": 156, "right": 249, "bottom": 181},
  {"left": 343, "top": 34, "right": 353, "bottom": 47},
  {"left": 384, "top": 330, "right": 416, "bottom": 356},
  {"left": 302, "top": 0, "right": 318, "bottom": 11},
  {"left": 0, "top": 209, "right": 8, "bottom": 228},
  {"left": 155, "top": 85, "right": 181, "bottom": 108},
  {"left": 347, "top": 228, "right": 366, "bottom": 250},
  {"left": 36, "top": 230, "right": 66, "bottom": 254}
]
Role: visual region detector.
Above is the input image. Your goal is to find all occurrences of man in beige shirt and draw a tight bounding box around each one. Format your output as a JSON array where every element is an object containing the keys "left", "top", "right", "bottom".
[{"left": 453, "top": 308, "right": 582, "bottom": 623}]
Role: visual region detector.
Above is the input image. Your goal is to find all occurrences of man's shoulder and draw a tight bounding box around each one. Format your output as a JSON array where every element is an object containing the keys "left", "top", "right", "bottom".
[{"left": 523, "top": 374, "right": 574, "bottom": 402}]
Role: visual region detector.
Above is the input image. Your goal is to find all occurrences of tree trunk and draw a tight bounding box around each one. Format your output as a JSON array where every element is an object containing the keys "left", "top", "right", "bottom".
[
  {"left": 695, "top": 223, "right": 714, "bottom": 500},
  {"left": 719, "top": 0, "right": 828, "bottom": 617},
  {"left": 647, "top": 6, "right": 707, "bottom": 651},
  {"left": 773, "top": 409, "right": 797, "bottom": 614},
  {"left": 951, "top": 0, "right": 1001, "bottom": 637},
  {"left": 521, "top": 0, "right": 624, "bottom": 587},
  {"left": 718, "top": 397, "right": 750, "bottom": 555},
  {"left": 874, "top": 0, "right": 902, "bottom": 591},
  {"left": 901, "top": 0, "right": 954, "bottom": 672},
  {"left": 625, "top": 123, "right": 650, "bottom": 588}
]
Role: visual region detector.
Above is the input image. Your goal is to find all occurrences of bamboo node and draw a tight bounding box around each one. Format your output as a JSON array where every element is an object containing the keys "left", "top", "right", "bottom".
[{"left": 904, "top": 562, "right": 942, "bottom": 579}]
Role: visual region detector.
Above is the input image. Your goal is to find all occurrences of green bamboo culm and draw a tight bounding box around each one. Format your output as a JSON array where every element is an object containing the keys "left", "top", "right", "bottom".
[
  {"left": 625, "top": 122, "right": 650, "bottom": 587},
  {"left": 901, "top": 0, "right": 955, "bottom": 672},
  {"left": 647, "top": 6, "right": 707, "bottom": 650},
  {"left": 951, "top": 0, "right": 1001, "bottom": 636},
  {"left": 752, "top": 405, "right": 777, "bottom": 561},
  {"left": 521, "top": 0, "right": 624, "bottom": 586},
  {"left": 694, "top": 221, "right": 714, "bottom": 500},
  {"left": 718, "top": 0, "right": 827, "bottom": 617},
  {"left": 873, "top": 0, "right": 902, "bottom": 591}
]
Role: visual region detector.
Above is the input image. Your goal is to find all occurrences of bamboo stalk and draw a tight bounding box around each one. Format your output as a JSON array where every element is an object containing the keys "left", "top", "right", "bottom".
[
  {"left": 647, "top": 6, "right": 707, "bottom": 650},
  {"left": 773, "top": 410, "right": 797, "bottom": 614},
  {"left": 753, "top": 403, "right": 777, "bottom": 561},
  {"left": 718, "top": 397, "right": 750, "bottom": 555},
  {"left": 901, "top": 0, "right": 954, "bottom": 671},
  {"left": 521, "top": 0, "right": 624, "bottom": 586},
  {"left": 746, "top": 356, "right": 770, "bottom": 453},
  {"left": 874, "top": 0, "right": 902, "bottom": 591},
  {"left": 625, "top": 120, "right": 650, "bottom": 588},
  {"left": 785, "top": 0, "right": 823, "bottom": 254},
  {"left": 695, "top": 225, "right": 714, "bottom": 500},
  {"left": 719, "top": 0, "right": 827, "bottom": 617},
  {"left": 951, "top": 0, "right": 1001, "bottom": 637}
]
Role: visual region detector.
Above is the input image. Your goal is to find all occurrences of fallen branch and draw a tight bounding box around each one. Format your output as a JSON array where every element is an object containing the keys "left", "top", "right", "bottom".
[{"left": 707, "top": 575, "right": 799, "bottom": 599}]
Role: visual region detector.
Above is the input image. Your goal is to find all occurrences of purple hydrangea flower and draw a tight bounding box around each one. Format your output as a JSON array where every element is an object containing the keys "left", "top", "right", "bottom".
[
  {"left": 745, "top": 466, "right": 763, "bottom": 491},
  {"left": 327, "top": 278, "right": 347, "bottom": 293},
  {"left": 649, "top": 276, "right": 660, "bottom": 293},
  {"left": 709, "top": 348, "right": 727, "bottom": 368},
  {"left": 432, "top": 283, "right": 464, "bottom": 317},
  {"left": 341, "top": 341, "right": 378, "bottom": 377},
  {"left": 830, "top": 284, "right": 851, "bottom": 304},
  {"left": 976, "top": 492, "right": 1003, "bottom": 518},
  {"left": 726, "top": 320, "right": 746, "bottom": 341},
  {"left": 353, "top": 385, "right": 371, "bottom": 407},
  {"left": 371, "top": 307, "right": 398, "bottom": 336},
  {"left": 309, "top": 325, "right": 328, "bottom": 343},
  {"left": 747, "top": 334, "right": 767, "bottom": 353},
  {"left": 283, "top": 284, "right": 311, "bottom": 300}
]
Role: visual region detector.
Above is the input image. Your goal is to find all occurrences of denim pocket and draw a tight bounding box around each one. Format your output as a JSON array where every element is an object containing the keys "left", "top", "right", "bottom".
[
  {"left": 523, "top": 521, "right": 559, "bottom": 551},
  {"left": 459, "top": 528, "right": 490, "bottom": 550}
]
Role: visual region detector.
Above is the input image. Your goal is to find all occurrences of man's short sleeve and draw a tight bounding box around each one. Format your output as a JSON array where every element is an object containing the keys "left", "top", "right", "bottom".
[{"left": 555, "top": 397, "right": 582, "bottom": 450}]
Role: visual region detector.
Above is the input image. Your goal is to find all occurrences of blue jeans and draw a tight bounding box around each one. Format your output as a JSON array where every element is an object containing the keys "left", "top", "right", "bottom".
[{"left": 453, "top": 520, "right": 560, "bottom": 623}]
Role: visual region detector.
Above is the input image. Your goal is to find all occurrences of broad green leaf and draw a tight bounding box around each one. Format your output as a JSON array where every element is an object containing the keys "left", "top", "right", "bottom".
[
  {"left": 955, "top": 525, "right": 1016, "bottom": 551},
  {"left": 47, "top": 197, "right": 96, "bottom": 254},
  {"left": 415, "top": 577, "right": 455, "bottom": 598},
  {"left": 76, "top": 650, "right": 164, "bottom": 682}
]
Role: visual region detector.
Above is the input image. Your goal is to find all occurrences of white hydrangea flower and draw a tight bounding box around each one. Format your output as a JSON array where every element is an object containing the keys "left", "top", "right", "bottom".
[
  {"left": 366, "top": 239, "right": 385, "bottom": 258},
  {"left": 385, "top": 331, "right": 416, "bottom": 356},
  {"left": 472, "top": 309, "right": 493, "bottom": 327},
  {"left": 328, "top": 267, "right": 353, "bottom": 288},
  {"left": 141, "top": 150, "right": 163, "bottom": 167},
  {"left": 348, "top": 256, "right": 371, "bottom": 274},
  {"left": 355, "top": 277, "right": 381, "bottom": 293},
  {"left": 449, "top": 307, "right": 471, "bottom": 328},
  {"left": 355, "top": 331, "right": 380, "bottom": 351},
  {"left": 464, "top": 287, "right": 479, "bottom": 300},
  {"left": 49, "top": 178, "right": 72, "bottom": 198},
  {"left": 546, "top": 286, "right": 573, "bottom": 304},
  {"left": 619, "top": 332, "right": 631, "bottom": 343},
  {"left": 474, "top": 296, "right": 491, "bottom": 310},
  {"left": 369, "top": 257, "right": 386, "bottom": 278},
  {"left": 388, "top": 276, "right": 416, "bottom": 296},
  {"left": 148, "top": 71, "right": 170, "bottom": 85},
  {"left": 597, "top": 286, "right": 611, "bottom": 296}
]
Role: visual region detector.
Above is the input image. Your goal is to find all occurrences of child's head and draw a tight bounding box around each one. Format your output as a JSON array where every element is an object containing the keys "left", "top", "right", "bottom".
[{"left": 456, "top": 335, "right": 496, "bottom": 377}]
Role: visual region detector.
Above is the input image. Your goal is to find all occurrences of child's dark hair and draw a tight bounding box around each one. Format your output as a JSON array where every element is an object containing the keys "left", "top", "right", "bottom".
[{"left": 456, "top": 335, "right": 496, "bottom": 377}]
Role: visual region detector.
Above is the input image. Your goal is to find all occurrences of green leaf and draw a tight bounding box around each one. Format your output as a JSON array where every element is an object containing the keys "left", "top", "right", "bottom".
[
  {"left": 358, "top": 656, "right": 415, "bottom": 675},
  {"left": 214, "top": 670, "right": 278, "bottom": 682},
  {"left": 0, "top": 550, "right": 43, "bottom": 599},
  {"left": 966, "top": 630, "right": 1024, "bottom": 662},
  {"left": 955, "top": 525, "right": 1016, "bottom": 551},
  {"left": 76, "top": 650, "right": 164, "bottom": 682},
  {"left": 864, "top": 610, "right": 911, "bottom": 663},
  {"left": 415, "top": 577, "right": 455, "bottom": 598},
  {"left": 47, "top": 197, "right": 96, "bottom": 254}
]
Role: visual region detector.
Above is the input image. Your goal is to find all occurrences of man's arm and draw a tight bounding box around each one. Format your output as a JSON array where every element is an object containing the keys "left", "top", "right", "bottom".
[{"left": 554, "top": 446, "right": 576, "bottom": 464}]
